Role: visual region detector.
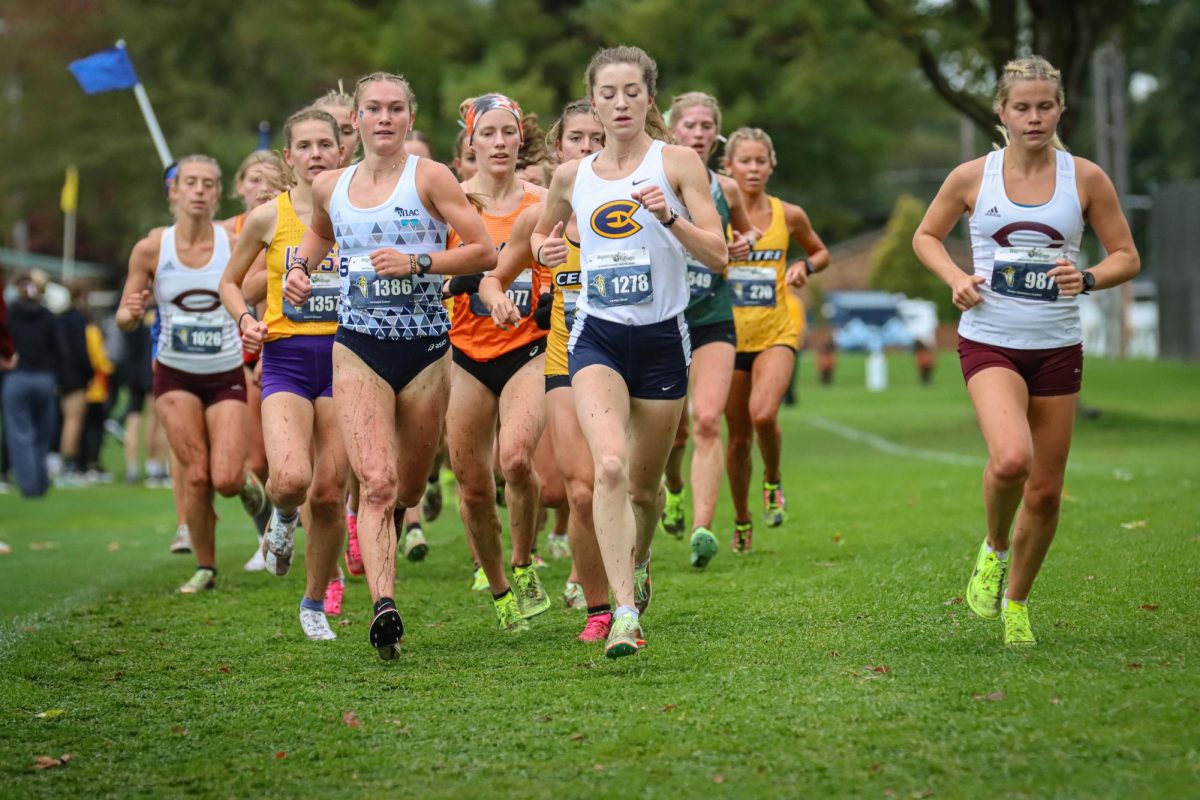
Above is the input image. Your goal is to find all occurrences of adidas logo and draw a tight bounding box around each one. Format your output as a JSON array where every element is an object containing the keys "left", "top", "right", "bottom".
[{"left": 984, "top": 206, "right": 1000, "bottom": 217}]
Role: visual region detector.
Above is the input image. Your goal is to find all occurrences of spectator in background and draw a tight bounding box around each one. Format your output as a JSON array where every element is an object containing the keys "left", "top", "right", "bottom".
[
  {"left": 117, "top": 315, "right": 154, "bottom": 483},
  {"left": 1, "top": 273, "right": 62, "bottom": 497},
  {"left": 80, "top": 312, "right": 115, "bottom": 480},
  {"left": 56, "top": 283, "right": 93, "bottom": 481},
  {"left": 1, "top": 271, "right": 17, "bottom": 495}
]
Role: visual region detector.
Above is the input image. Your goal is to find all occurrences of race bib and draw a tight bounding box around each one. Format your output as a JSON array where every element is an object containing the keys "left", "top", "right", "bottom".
[
  {"left": 347, "top": 255, "right": 415, "bottom": 310},
  {"left": 561, "top": 289, "right": 580, "bottom": 331},
  {"left": 728, "top": 266, "right": 776, "bottom": 307},
  {"left": 586, "top": 249, "right": 653, "bottom": 308},
  {"left": 470, "top": 269, "right": 533, "bottom": 317},
  {"left": 171, "top": 312, "right": 223, "bottom": 354},
  {"left": 283, "top": 272, "right": 338, "bottom": 322},
  {"left": 991, "top": 247, "right": 1060, "bottom": 301},
  {"left": 686, "top": 252, "right": 716, "bottom": 300}
]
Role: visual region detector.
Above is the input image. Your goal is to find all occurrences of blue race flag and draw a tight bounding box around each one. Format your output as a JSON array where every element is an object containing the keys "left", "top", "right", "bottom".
[{"left": 68, "top": 47, "right": 139, "bottom": 95}]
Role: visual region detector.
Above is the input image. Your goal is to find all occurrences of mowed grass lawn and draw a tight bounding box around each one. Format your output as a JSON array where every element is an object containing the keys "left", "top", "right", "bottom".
[{"left": 1, "top": 353, "right": 1197, "bottom": 799}]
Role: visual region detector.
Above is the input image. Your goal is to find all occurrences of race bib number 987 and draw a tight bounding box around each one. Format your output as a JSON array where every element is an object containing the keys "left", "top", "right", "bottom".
[{"left": 991, "top": 247, "right": 1061, "bottom": 301}]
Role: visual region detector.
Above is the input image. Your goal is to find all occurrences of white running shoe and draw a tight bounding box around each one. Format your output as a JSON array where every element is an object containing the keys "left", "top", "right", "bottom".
[
  {"left": 402, "top": 525, "right": 429, "bottom": 562},
  {"left": 563, "top": 580, "right": 586, "bottom": 610},
  {"left": 169, "top": 524, "right": 192, "bottom": 554},
  {"left": 261, "top": 510, "right": 297, "bottom": 576},
  {"left": 243, "top": 541, "right": 267, "bottom": 572},
  {"left": 548, "top": 533, "right": 571, "bottom": 560},
  {"left": 299, "top": 607, "right": 337, "bottom": 641}
]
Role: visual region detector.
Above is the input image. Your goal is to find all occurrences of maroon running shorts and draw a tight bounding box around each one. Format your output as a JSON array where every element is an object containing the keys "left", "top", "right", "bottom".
[
  {"left": 152, "top": 361, "right": 248, "bottom": 406},
  {"left": 957, "top": 335, "right": 1083, "bottom": 397}
]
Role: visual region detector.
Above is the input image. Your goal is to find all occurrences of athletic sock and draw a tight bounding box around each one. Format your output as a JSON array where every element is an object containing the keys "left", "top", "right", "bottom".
[
  {"left": 512, "top": 562, "right": 532, "bottom": 571},
  {"left": 277, "top": 508, "right": 298, "bottom": 524},
  {"left": 300, "top": 596, "right": 324, "bottom": 613},
  {"left": 635, "top": 557, "right": 650, "bottom": 571},
  {"left": 405, "top": 522, "right": 421, "bottom": 533},
  {"left": 492, "top": 588, "right": 512, "bottom": 602},
  {"left": 985, "top": 543, "right": 1009, "bottom": 560},
  {"left": 614, "top": 605, "right": 638, "bottom": 621},
  {"left": 373, "top": 597, "right": 395, "bottom": 614},
  {"left": 1002, "top": 596, "right": 1027, "bottom": 610},
  {"left": 197, "top": 565, "right": 217, "bottom": 576},
  {"left": 586, "top": 604, "right": 612, "bottom": 617}
]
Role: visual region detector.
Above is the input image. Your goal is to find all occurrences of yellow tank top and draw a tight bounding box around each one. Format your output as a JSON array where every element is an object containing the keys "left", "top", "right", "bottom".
[
  {"left": 729, "top": 195, "right": 800, "bottom": 353},
  {"left": 545, "top": 238, "right": 583, "bottom": 378},
  {"left": 264, "top": 191, "right": 339, "bottom": 340}
]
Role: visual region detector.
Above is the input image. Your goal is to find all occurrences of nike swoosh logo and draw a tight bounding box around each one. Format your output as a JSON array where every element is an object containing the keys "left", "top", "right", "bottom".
[{"left": 632, "top": 178, "right": 650, "bottom": 186}]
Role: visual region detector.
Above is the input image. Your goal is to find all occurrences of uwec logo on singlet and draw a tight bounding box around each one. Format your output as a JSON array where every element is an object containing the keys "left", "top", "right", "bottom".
[{"left": 590, "top": 200, "right": 643, "bottom": 239}]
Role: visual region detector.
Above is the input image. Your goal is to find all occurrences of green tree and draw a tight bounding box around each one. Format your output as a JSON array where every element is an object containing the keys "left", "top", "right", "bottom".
[{"left": 869, "top": 193, "right": 956, "bottom": 319}]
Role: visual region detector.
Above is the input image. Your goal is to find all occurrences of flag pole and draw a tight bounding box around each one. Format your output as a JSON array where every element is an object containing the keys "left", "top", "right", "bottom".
[{"left": 117, "top": 40, "right": 173, "bottom": 168}]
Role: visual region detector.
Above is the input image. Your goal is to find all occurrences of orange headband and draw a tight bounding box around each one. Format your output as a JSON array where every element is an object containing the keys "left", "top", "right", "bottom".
[{"left": 465, "top": 94, "right": 523, "bottom": 145}]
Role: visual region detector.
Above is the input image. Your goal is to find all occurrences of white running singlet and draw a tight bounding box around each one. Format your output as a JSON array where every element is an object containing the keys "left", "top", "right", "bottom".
[
  {"left": 153, "top": 224, "right": 242, "bottom": 374},
  {"left": 572, "top": 139, "right": 689, "bottom": 326},
  {"left": 961, "top": 148, "right": 1084, "bottom": 350},
  {"left": 330, "top": 155, "right": 449, "bottom": 340}
]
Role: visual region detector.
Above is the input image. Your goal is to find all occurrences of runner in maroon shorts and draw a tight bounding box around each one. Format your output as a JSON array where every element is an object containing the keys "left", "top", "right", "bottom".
[
  {"left": 117, "top": 155, "right": 265, "bottom": 595},
  {"left": 913, "top": 56, "right": 1140, "bottom": 646}
]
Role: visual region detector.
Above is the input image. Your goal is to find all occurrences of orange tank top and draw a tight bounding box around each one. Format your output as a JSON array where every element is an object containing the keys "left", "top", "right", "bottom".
[{"left": 447, "top": 189, "right": 546, "bottom": 361}]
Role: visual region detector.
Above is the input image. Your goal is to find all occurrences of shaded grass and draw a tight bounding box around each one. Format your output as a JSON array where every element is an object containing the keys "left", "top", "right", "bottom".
[{"left": 1, "top": 353, "right": 1197, "bottom": 798}]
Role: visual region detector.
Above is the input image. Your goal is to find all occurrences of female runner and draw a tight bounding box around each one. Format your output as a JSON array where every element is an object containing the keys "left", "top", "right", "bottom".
[
  {"left": 219, "top": 107, "right": 350, "bottom": 641},
  {"left": 662, "top": 92, "right": 756, "bottom": 567},
  {"left": 286, "top": 72, "right": 495, "bottom": 660},
  {"left": 116, "top": 155, "right": 259, "bottom": 594},
  {"left": 913, "top": 56, "right": 1138, "bottom": 645},
  {"left": 446, "top": 94, "right": 552, "bottom": 631},
  {"left": 532, "top": 47, "right": 728, "bottom": 657},
  {"left": 722, "top": 127, "right": 829, "bottom": 554}
]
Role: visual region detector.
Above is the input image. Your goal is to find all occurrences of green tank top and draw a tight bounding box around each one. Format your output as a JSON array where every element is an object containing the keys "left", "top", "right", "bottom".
[{"left": 684, "top": 171, "right": 734, "bottom": 329}]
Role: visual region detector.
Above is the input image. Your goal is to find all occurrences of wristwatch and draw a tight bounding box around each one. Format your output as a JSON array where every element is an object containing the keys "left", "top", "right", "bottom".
[
  {"left": 661, "top": 208, "right": 679, "bottom": 228},
  {"left": 409, "top": 253, "right": 433, "bottom": 276},
  {"left": 1081, "top": 270, "right": 1095, "bottom": 293}
]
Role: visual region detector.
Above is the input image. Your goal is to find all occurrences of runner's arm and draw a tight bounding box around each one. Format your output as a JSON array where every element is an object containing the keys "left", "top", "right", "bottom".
[
  {"left": 658, "top": 145, "right": 728, "bottom": 270},
  {"left": 116, "top": 234, "right": 159, "bottom": 332}
]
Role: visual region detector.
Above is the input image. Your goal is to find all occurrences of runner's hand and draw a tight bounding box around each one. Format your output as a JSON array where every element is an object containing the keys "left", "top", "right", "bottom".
[
  {"left": 371, "top": 248, "right": 414, "bottom": 278},
  {"left": 490, "top": 295, "right": 521, "bottom": 330},
  {"left": 0, "top": 353, "right": 17, "bottom": 371},
  {"left": 785, "top": 261, "right": 808, "bottom": 288},
  {"left": 239, "top": 314, "right": 268, "bottom": 355},
  {"left": 537, "top": 221, "right": 567, "bottom": 267},
  {"left": 951, "top": 274, "right": 986, "bottom": 311},
  {"left": 631, "top": 186, "right": 670, "bottom": 223},
  {"left": 1049, "top": 258, "right": 1084, "bottom": 297},
  {"left": 728, "top": 230, "right": 752, "bottom": 262},
  {"left": 123, "top": 289, "right": 150, "bottom": 321},
  {"left": 284, "top": 268, "right": 311, "bottom": 306}
]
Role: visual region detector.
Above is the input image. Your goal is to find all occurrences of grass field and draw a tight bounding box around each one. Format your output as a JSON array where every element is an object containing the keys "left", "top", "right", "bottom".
[{"left": 1, "top": 353, "right": 1198, "bottom": 799}]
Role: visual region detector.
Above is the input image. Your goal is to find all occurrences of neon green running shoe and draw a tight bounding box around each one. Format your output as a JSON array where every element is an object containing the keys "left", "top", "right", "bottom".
[
  {"left": 732, "top": 520, "right": 753, "bottom": 554},
  {"left": 661, "top": 488, "right": 685, "bottom": 538},
  {"left": 634, "top": 560, "right": 652, "bottom": 615},
  {"left": 178, "top": 568, "right": 215, "bottom": 594},
  {"left": 512, "top": 564, "right": 551, "bottom": 619},
  {"left": 604, "top": 612, "right": 645, "bottom": 659},
  {"left": 763, "top": 481, "right": 788, "bottom": 527},
  {"left": 1003, "top": 599, "right": 1036, "bottom": 646},
  {"left": 494, "top": 592, "right": 529, "bottom": 632},
  {"left": 471, "top": 566, "right": 489, "bottom": 592},
  {"left": 690, "top": 526, "right": 718, "bottom": 569},
  {"left": 966, "top": 540, "right": 1007, "bottom": 621}
]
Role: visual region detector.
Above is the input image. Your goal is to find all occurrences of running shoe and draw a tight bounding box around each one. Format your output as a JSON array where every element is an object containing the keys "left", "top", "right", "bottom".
[
  {"left": 604, "top": 612, "right": 645, "bottom": 659},
  {"left": 563, "top": 581, "right": 586, "bottom": 610},
  {"left": 661, "top": 487, "right": 686, "bottom": 538},
  {"left": 732, "top": 520, "right": 753, "bottom": 554},
  {"left": 494, "top": 592, "right": 529, "bottom": 632},
  {"left": 243, "top": 542, "right": 267, "bottom": 572},
  {"left": 403, "top": 525, "right": 429, "bottom": 563},
  {"left": 169, "top": 523, "right": 192, "bottom": 554},
  {"left": 239, "top": 472, "right": 267, "bottom": 517},
  {"left": 299, "top": 607, "right": 337, "bottom": 641},
  {"left": 472, "top": 566, "right": 489, "bottom": 592},
  {"left": 547, "top": 532, "right": 571, "bottom": 560},
  {"left": 344, "top": 513, "right": 364, "bottom": 576},
  {"left": 966, "top": 540, "right": 1007, "bottom": 621},
  {"left": 512, "top": 564, "right": 551, "bottom": 619},
  {"left": 1003, "top": 598, "right": 1036, "bottom": 646},
  {"left": 261, "top": 509, "right": 298, "bottom": 577},
  {"left": 634, "top": 560, "right": 652, "bottom": 615},
  {"left": 420, "top": 479, "right": 443, "bottom": 522},
  {"left": 532, "top": 552, "right": 548, "bottom": 570},
  {"left": 763, "top": 480, "right": 788, "bottom": 527},
  {"left": 690, "top": 526, "right": 718, "bottom": 569},
  {"left": 369, "top": 604, "right": 404, "bottom": 660},
  {"left": 324, "top": 578, "right": 345, "bottom": 617},
  {"left": 178, "top": 568, "right": 215, "bottom": 594},
  {"left": 578, "top": 612, "right": 612, "bottom": 643}
]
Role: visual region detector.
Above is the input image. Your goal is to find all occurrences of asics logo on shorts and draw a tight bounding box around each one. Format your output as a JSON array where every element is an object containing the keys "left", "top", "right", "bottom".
[
  {"left": 591, "top": 200, "right": 643, "bottom": 239},
  {"left": 171, "top": 288, "right": 222, "bottom": 313}
]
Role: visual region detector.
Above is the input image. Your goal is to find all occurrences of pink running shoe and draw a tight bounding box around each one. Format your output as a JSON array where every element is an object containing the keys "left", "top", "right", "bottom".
[
  {"left": 344, "top": 513, "right": 364, "bottom": 576},
  {"left": 578, "top": 612, "right": 612, "bottom": 643},
  {"left": 324, "top": 578, "right": 345, "bottom": 617}
]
